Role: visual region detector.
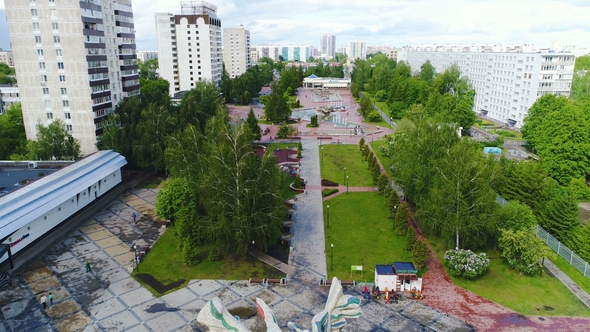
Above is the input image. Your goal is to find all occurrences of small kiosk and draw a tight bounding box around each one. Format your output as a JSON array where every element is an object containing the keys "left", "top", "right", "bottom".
[{"left": 374, "top": 262, "right": 422, "bottom": 292}]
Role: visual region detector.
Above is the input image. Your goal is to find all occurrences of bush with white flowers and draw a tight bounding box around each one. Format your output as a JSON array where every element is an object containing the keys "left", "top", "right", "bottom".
[{"left": 444, "top": 249, "right": 489, "bottom": 279}]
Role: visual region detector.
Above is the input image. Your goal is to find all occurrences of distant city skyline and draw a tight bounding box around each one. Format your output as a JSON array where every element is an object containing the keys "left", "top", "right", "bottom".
[{"left": 1, "top": 0, "right": 590, "bottom": 51}]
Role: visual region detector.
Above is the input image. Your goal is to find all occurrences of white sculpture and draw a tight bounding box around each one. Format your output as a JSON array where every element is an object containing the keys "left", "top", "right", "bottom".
[{"left": 196, "top": 277, "right": 361, "bottom": 332}]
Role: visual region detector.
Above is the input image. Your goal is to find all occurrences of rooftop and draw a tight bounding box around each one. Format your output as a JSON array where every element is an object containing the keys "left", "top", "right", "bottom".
[{"left": 0, "top": 167, "right": 60, "bottom": 198}]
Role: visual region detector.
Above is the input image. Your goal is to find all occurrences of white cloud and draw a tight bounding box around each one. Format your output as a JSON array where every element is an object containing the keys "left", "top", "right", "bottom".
[{"left": 1, "top": 0, "right": 589, "bottom": 51}]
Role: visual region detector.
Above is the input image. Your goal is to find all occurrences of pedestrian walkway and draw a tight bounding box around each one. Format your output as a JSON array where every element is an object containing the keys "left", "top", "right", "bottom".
[
  {"left": 543, "top": 258, "right": 590, "bottom": 309},
  {"left": 248, "top": 248, "right": 295, "bottom": 275},
  {"left": 321, "top": 185, "right": 377, "bottom": 201}
]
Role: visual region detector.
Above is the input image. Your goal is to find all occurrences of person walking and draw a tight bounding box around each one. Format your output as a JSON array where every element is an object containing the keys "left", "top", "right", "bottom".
[
  {"left": 85, "top": 260, "right": 91, "bottom": 273},
  {"left": 40, "top": 294, "right": 47, "bottom": 310},
  {"left": 132, "top": 212, "right": 137, "bottom": 222},
  {"left": 48, "top": 292, "right": 54, "bottom": 309}
]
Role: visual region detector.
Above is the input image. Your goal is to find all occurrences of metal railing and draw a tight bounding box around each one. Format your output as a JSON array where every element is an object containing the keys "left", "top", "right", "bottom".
[{"left": 535, "top": 225, "right": 590, "bottom": 278}]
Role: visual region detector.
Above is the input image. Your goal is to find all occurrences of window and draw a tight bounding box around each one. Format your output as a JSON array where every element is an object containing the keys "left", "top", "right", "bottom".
[
  {"left": 41, "top": 74, "right": 47, "bottom": 82},
  {"left": 61, "top": 88, "right": 67, "bottom": 95},
  {"left": 46, "top": 112, "right": 53, "bottom": 119},
  {"left": 66, "top": 125, "right": 72, "bottom": 132},
  {"left": 53, "top": 36, "right": 60, "bottom": 43},
  {"left": 45, "top": 100, "right": 51, "bottom": 108},
  {"left": 31, "top": 9, "right": 38, "bottom": 16},
  {"left": 52, "top": 22, "right": 59, "bottom": 30},
  {"left": 64, "top": 112, "right": 71, "bottom": 119},
  {"left": 50, "top": 9, "right": 57, "bottom": 17},
  {"left": 37, "top": 49, "right": 44, "bottom": 56},
  {"left": 42, "top": 88, "right": 49, "bottom": 94},
  {"left": 33, "top": 22, "right": 40, "bottom": 30},
  {"left": 56, "top": 49, "right": 62, "bottom": 56},
  {"left": 49, "top": 0, "right": 55, "bottom": 2},
  {"left": 59, "top": 75, "right": 66, "bottom": 82},
  {"left": 57, "top": 62, "right": 64, "bottom": 69},
  {"left": 35, "top": 36, "right": 42, "bottom": 43},
  {"left": 62, "top": 100, "right": 69, "bottom": 107},
  {"left": 39, "top": 62, "right": 45, "bottom": 69}
]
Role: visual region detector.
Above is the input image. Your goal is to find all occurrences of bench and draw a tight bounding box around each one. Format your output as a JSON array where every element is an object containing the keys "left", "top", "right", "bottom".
[
  {"left": 320, "top": 279, "right": 355, "bottom": 287},
  {"left": 249, "top": 278, "right": 265, "bottom": 284},
  {"left": 267, "top": 278, "right": 287, "bottom": 285}
]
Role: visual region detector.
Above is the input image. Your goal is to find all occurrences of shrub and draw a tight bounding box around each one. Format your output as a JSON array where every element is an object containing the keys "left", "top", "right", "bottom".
[
  {"left": 412, "top": 237, "right": 430, "bottom": 270},
  {"left": 322, "top": 188, "right": 339, "bottom": 197},
  {"left": 367, "top": 110, "right": 382, "bottom": 122},
  {"left": 293, "top": 175, "right": 305, "bottom": 189},
  {"left": 378, "top": 174, "right": 389, "bottom": 195},
  {"left": 208, "top": 247, "right": 222, "bottom": 262},
  {"left": 296, "top": 150, "right": 302, "bottom": 158},
  {"left": 375, "top": 90, "right": 387, "bottom": 102},
  {"left": 444, "top": 249, "right": 490, "bottom": 279},
  {"left": 359, "top": 137, "right": 365, "bottom": 150},
  {"left": 297, "top": 141, "right": 303, "bottom": 151},
  {"left": 321, "top": 179, "right": 339, "bottom": 187}
]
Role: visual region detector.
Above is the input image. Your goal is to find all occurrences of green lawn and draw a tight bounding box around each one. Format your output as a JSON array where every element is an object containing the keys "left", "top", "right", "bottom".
[
  {"left": 550, "top": 253, "right": 590, "bottom": 296},
  {"left": 280, "top": 175, "right": 297, "bottom": 201},
  {"left": 324, "top": 192, "right": 413, "bottom": 282},
  {"left": 132, "top": 226, "right": 285, "bottom": 296},
  {"left": 371, "top": 139, "right": 393, "bottom": 178},
  {"left": 320, "top": 144, "right": 373, "bottom": 186},
  {"left": 262, "top": 143, "right": 299, "bottom": 152},
  {"left": 429, "top": 238, "right": 590, "bottom": 317}
]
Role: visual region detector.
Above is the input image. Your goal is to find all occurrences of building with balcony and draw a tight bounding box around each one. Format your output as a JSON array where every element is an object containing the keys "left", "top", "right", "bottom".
[
  {"left": 251, "top": 45, "right": 310, "bottom": 62},
  {"left": 398, "top": 47, "right": 575, "bottom": 128},
  {"left": 0, "top": 85, "right": 20, "bottom": 115},
  {"left": 4, "top": 0, "right": 140, "bottom": 156},
  {"left": 136, "top": 50, "right": 158, "bottom": 62},
  {"left": 348, "top": 40, "right": 367, "bottom": 60},
  {"left": 223, "top": 26, "right": 250, "bottom": 78},
  {"left": 155, "top": 1, "right": 223, "bottom": 96}
]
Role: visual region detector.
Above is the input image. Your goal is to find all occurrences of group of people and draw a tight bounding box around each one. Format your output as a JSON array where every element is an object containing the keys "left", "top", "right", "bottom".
[
  {"left": 363, "top": 285, "right": 401, "bottom": 304},
  {"left": 40, "top": 292, "right": 54, "bottom": 310}
]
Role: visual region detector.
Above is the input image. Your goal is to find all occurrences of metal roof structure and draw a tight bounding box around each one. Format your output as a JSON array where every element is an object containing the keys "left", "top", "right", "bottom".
[{"left": 0, "top": 150, "right": 127, "bottom": 241}]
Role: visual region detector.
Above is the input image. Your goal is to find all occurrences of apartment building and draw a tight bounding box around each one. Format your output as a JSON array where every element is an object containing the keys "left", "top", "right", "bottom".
[
  {"left": 136, "top": 50, "right": 158, "bottom": 62},
  {"left": 4, "top": 0, "right": 140, "bottom": 156},
  {"left": 348, "top": 40, "right": 367, "bottom": 60},
  {"left": 0, "top": 49, "right": 14, "bottom": 67},
  {"left": 251, "top": 45, "right": 310, "bottom": 62},
  {"left": 320, "top": 34, "right": 336, "bottom": 59},
  {"left": 155, "top": 1, "right": 223, "bottom": 96},
  {"left": 398, "top": 47, "right": 575, "bottom": 128},
  {"left": 223, "top": 26, "right": 250, "bottom": 78},
  {"left": 0, "top": 85, "right": 20, "bottom": 115}
]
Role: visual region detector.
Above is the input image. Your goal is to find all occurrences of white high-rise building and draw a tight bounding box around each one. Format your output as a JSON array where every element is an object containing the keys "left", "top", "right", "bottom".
[
  {"left": 223, "top": 26, "right": 250, "bottom": 78},
  {"left": 348, "top": 40, "right": 367, "bottom": 60},
  {"left": 251, "top": 45, "right": 310, "bottom": 62},
  {"left": 5, "top": 0, "right": 140, "bottom": 156},
  {"left": 136, "top": 50, "right": 158, "bottom": 62},
  {"left": 398, "top": 47, "right": 575, "bottom": 128},
  {"left": 321, "top": 34, "right": 336, "bottom": 59},
  {"left": 155, "top": 1, "right": 223, "bottom": 96}
]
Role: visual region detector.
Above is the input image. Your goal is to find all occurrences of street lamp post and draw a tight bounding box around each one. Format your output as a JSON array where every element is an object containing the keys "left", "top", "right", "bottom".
[
  {"left": 252, "top": 241, "right": 256, "bottom": 267},
  {"left": 322, "top": 147, "right": 324, "bottom": 164},
  {"left": 331, "top": 244, "right": 334, "bottom": 271},
  {"left": 346, "top": 176, "right": 349, "bottom": 195},
  {"left": 327, "top": 205, "right": 330, "bottom": 228},
  {"left": 344, "top": 167, "right": 347, "bottom": 184},
  {"left": 133, "top": 245, "right": 138, "bottom": 272}
]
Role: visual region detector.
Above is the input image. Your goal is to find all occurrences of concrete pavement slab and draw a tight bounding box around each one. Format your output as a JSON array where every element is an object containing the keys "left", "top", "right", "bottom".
[
  {"left": 108, "top": 277, "right": 141, "bottom": 295},
  {"left": 178, "top": 298, "right": 207, "bottom": 315},
  {"left": 62, "top": 232, "right": 90, "bottom": 246},
  {"left": 98, "top": 310, "right": 141, "bottom": 330},
  {"left": 49, "top": 256, "right": 81, "bottom": 274},
  {"left": 70, "top": 242, "right": 101, "bottom": 256},
  {"left": 380, "top": 313, "right": 423, "bottom": 332},
  {"left": 89, "top": 296, "right": 126, "bottom": 320},
  {"left": 122, "top": 324, "right": 151, "bottom": 332},
  {"left": 85, "top": 230, "right": 114, "bottom": 241},
  {"left": 45, "top": 298, "right": 81, "bottom": 319},
  {"left": 82, "top": 256, "right": 121, "bottom": 273},
  {"left": 401, "top": 301, "right": 440, "bottom": 325},
  {"left": 95, "top": 236, "right": 124, "bottom": 249},
  {"left": 125, "top": 198, "right": 146, "bottom": 207},
  {"left": 103, "top": 243, "right": 131, "bottom": 257},
  {"left": 76, "top": 287, "right": 114, "bottom": 309},
  {"left": 80, "top": 223, "right": 105, "bottom": 234},
  {"left": 120, "top": 192, "right": 141, "bottom": 202},
  {"left": 207, "top": 287, "right": 239, "bottom": 304},
  {"left": 22, "top": 259, "right": 45, "bottom": 271},
  {"left": 2, "top": 297, "right": 49, "bottom": 331},
  {"left": 98, "top": 267, "right": 129, "bottom": 284},
  {"left": 187, "top": 279, "right": 223, "bottom": 296},
  {"left": 0, "top": 284, "right": 30, "bottom": 306},
  {"left": 144, "top": 312, "right": 187, "bottom": 331},
  {"left": 362, "top": 301, "right": 396, "bottom": 325},
  {"left": 21, "top": 265, "right": 53, "bottom": 282},
  {"left": 288, "top": 288, "right": 326, "bottom": 310},
  {"left": 130, "top": 299, "right": 167, "bottom": 322},
  {"left": 113, "top": 251, "right": 135, "bottom": 266},
  {"left": 229, "top": 280, "right": 264, "bottom": 297},
  {"left": 54, "top": 311, "right": 92, "bottom": 332},
  {"left": 288, "top": 312, "right": 315, "bottom": 331},
  {"left": 248, "top": 289, "right": 282, "bottom": 306},
  {"left": 161, "top": 287, "right": 197, "bottom": 308},
  {"left": 118, "top": 287, "right": 155, "bottom": 308},
  {"left": 48, "top": 286, "right": 72, "bottom": 304},
  {"left": 269, "top": 300, "right": 304, "bottom": 323},
  {"left": 54, "top": 266, "right": 86, "bottom": 284},
  {"left": 67, "top": 275, "right": 103, "bottom": 296},
  {"left": 27, "top": 275, "right": 61, "bottom": 294},
  {"left": 341, "top": 317, "right": 376, "bottom": 332},
  {"left": 428, "top": 314, "right": 473, "bottom": 332}
]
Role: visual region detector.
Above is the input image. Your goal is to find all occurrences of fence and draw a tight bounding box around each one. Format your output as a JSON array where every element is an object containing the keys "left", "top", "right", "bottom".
[{"left": 535, "top": 225, "right": 590, "bottom": 278}]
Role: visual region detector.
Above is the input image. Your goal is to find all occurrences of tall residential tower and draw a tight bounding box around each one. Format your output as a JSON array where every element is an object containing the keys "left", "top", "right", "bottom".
[
  {"left": 155, "top": 1, "right": 223, "bottom": 96},
  {"left": 320, "top": 34, "right": 336, "bottom": 59},
  {"left": 223, "top": 26, "right": 251, "bottom": 78},
  {"left": 4, "top": 0, "right": 139, "bottom": 156}
]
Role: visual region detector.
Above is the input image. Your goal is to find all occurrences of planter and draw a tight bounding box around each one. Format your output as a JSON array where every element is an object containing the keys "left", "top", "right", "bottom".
[{"left": 289, "top": 182, "right": 305, "bottom": 193}]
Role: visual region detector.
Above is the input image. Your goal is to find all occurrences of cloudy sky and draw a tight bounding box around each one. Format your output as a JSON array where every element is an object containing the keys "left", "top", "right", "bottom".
[{"left": 1, "top": 0, "right": 589, "bottom": 51}]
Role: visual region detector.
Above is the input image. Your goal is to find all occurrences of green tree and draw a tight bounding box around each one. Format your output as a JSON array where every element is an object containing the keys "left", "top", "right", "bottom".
[
  {"left": 359, "top": 94, "right": 373, "bottom": 117},
  {"left": 0, "top": 63, "right": 16, "bottom": 84},
  {"left": 359, "top": 137, "right": 365, "bottom": 150},
  {"left": 178, "top": 81, "right": 223, "bottom": 132},
  {"left": 498, "top": 201, "right": 536, "bottom": 232},
  {"left": 29, "top": 119, "right": 81, "bottom": 160},
  {"left": 412, "top": 237, "right": 430, "bottom": 270},
  {"left": 419, "top": 60, "right": 436, "bottom": 85},
  {"left": 220, "top": 64, "right": 232, "bottom": 102},
  {"left": 246, "top": 107, "right": 262, "bottom": 141},
  {"left": 568, "top": 177, "right": 590, "bottom": 201},
  {"left": 536, "top": 194, "right": 580, "bottom": 244},
  {"left": 0, "top": 103, "right": 27, "bottom": 159},
  {"left": 451, "top": 89, "right": 477, "bottom": 134},
  {"left": 406, "top": 227, "right": 416, "bottom": 251},
  {"left": 276, "top": 123, "right": 290, "bottom": 138},
  {"left": 155, "top": 177, "right": 196, "bottom": 221},
  {"left": 133, "top": 104, "right": 176, "bottom": 170},
  {"left": 378, "top": 173, "right": 389, "bottom": 195},
  {"left": 394, "top": 202, "right": 410, "bottom": 234},
  {"left": 521, "top": 94, "right": 568, "bottom": 151},
  {"left": 498, "top": 228, "right": 548, "bottom": 276},
  {"left": 264, "top": 81, "right": 291, "bottom": 123},
  {"left": 138, "top": 58, "right": 158, "bottom": 81},
  {"left": 387, "top": 190, "right": 400, "bottom": 218}
]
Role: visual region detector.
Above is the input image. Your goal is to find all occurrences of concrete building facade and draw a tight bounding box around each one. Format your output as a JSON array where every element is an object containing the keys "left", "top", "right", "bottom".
[
  {"left": 320, "top": 34, "right": 336, "bottom": 59},
  {"left": 0, "top": 85, "right": 20, "bottom": 115},
  {"left": 398, "top": 48, "right": 575, "bottom": 128},
  {"left": 136, "top": 50, "right": 158, "bottom": 62},
  {"left": 348, "top": 40, "right": 367, "bottom": 60},
  {"left": 223, "top": 26, "right": 250, "bottom": 78},
  {"left": 251, "top": 45, "right": 310, "bottom": 62},
  {"left": 155, "top": 1, "right": 223, "bottom": 96},
  {"left": 4, "top": 0, "right": 140, "bottom": 156},
  {"left": 0, "top": 49, "right": 14, "bottom": 67}
]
